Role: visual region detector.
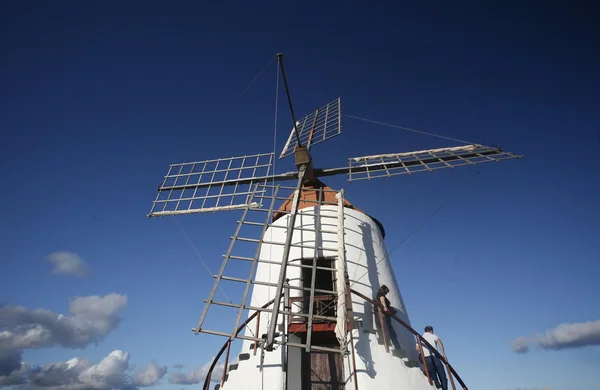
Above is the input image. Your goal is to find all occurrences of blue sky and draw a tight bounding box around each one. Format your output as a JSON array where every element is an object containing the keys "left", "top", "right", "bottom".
[{"left": 1, "top": 1, "right": 598, "bottom": 390}]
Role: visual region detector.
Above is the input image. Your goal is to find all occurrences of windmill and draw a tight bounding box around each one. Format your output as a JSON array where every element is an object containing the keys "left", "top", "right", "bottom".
[{"left": 148, "top": 54, "right": 522, "bottom": 390}]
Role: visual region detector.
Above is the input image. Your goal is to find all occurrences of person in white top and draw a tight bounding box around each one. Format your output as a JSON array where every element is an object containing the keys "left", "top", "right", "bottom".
[{"left": 416, "top": 325, "right": 448, "bottom": 390}]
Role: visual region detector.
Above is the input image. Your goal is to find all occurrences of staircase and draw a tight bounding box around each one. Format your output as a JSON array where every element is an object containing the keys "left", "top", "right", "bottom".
[{"left": 206, "top": 289, "right": 464, "bottom": 390}]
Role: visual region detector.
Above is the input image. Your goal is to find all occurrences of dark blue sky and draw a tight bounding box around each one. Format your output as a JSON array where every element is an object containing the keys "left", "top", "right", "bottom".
[{"left": 1, "top": 2, "right": 599, "bottom": 390}]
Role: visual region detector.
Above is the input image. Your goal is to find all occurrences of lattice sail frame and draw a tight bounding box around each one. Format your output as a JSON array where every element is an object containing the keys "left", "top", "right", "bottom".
[
  {"left": 279, "top": 98, "right": 342, "bottom": 159},
  {"left": 148, "top": 152, "right": 274, "bottom": 217},
  {"left": 346, "top": 144, "right": 521, "bottom": 181}
]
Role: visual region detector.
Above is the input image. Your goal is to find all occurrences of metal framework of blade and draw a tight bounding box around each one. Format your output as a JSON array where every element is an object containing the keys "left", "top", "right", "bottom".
[
  {"left": 148, "top": 152, "right": 274, "bottom": 217},
  {"left": 279, "top": 98, "right": 342, "bottom": 159},
  {"left": 345, "top": 144, "right": 523, "bottom": 181},
  {"left": 193, "top": 183, "right": 348, "bottom": 354}
]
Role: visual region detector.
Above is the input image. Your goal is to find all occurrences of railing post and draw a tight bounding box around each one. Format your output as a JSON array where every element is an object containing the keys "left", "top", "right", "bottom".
[
  {"left": 377, "top": 307, "right": 389, "bottom": 353},
  {"left": 417, "top": 337, "right": 433, "bottom": 386},
  {"left": 348, "top": 328, "right": 359, "bottom": 390},
  {"left": 254, "top": 311, "right": 260, "bottom": 356},
  {"left": 346, "top": 279, "right": 358, "bottom": 390},
  {"left": 221, "top": 340, "right": 231, "bottom": 387},
  {"left": 443, "top": 357, "right": 457, "bottom": 390},
  {"left": 205, "top": 371, "right": 211, "bottom": 390}
]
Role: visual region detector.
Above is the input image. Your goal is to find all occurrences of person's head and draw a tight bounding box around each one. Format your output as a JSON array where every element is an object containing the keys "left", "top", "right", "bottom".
[
  {"left": 424, "top": 325, "right": 434, "bottom": 333},
  {"left": 379, "top": 285, "right": 390, "bottom": 295}
]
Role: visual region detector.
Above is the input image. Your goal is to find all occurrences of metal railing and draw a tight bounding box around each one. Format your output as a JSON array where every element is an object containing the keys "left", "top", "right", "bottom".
[
  {"left": 202, "top": 290, "right": 468, "bottom": 390},
  {"left": 202, "top": 297, "right": 278, "bottom": 390},
  {"left": 351, "top": 289, "right": 466, "bottom": 390}
]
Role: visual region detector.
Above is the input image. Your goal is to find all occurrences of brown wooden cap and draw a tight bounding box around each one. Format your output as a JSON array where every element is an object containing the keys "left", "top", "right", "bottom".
[
  {"left": 271, "top": 179, "right": 386, "bottom": 238},
  {"left": 272, "top": 179, "right": 361, "bottom": 222}
]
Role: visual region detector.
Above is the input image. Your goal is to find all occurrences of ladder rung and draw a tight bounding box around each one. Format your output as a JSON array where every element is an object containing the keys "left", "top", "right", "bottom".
[
  {"left": 286, "top": 341, "right": 342, "bottom": 353},
  {"left": 195, "top": 328, "right": 263, "bottom": 342},
  {"left": 194, "top": 328, "right": 343, "bottom": 354},
  {"left": 270, "top": 259, "right": 339, "bottom": 272},
  {"left": 240, "top": 221, "right": 338, "bottom": 234},
  {"left": 205, "top": 300, "right": 338, "bottom": 322},
  {"left": 234, "top": 237, "right": 337, "bottom": 250},
  {"left": 216, "top": 275, "right": 338, "bottom": 295},
  {"left": 204, "top": 300, "right": 261, "bottom": 311},
  {"left": 226, "top": 255, "right": 337, "bottom": 271},
  {"left": 225, "top": 255, "right": 338, "bottom": 272},
  {"left": 227, "top": 254, "right": 255, "bottom": 261},
  {"left": 246, "top": 208, "right": 340, "bottom": 218},
  {"left": 218, "top": 275, "right": 261, "bottom": 284},
  {"left": 253, "top": 195, "right": 338, "bottom": 206}
]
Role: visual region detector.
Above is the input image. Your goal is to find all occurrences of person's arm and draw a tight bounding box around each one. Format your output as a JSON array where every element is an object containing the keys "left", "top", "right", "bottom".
[
  {"left": 436, "top": 338, "right": 447, "bottom": 359},
  {"left": 379, "top": 295, "right": 388, "bottom": 311}
]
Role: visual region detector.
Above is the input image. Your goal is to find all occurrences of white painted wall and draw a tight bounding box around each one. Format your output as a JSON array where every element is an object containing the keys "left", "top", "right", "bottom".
[{"left": 218, "top": 204, "right": 438, "bottom": 390}]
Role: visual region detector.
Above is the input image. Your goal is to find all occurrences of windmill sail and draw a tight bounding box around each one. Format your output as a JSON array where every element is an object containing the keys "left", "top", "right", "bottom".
[
  {"left": 148, "top": 152, "right": 275, "bottom": 217},
  {"left": 313, "top": 143, "right": 521, "bottom": 181},
  {"left": 279, "top": 98, "right": 342, "bottom": 159}
]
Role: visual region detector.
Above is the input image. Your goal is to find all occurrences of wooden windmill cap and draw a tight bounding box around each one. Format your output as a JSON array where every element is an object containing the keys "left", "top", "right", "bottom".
[
  {"left": 271, "top": 179, "right": 386, "bottom": 238},
  {"left": 272, "top": 179, "right": 359, "bottom": 221}
]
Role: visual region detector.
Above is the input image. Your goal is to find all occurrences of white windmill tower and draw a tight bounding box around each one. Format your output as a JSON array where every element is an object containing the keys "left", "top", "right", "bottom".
[{"left": 147, "top": 54, "right": 522, "bottom": 390}]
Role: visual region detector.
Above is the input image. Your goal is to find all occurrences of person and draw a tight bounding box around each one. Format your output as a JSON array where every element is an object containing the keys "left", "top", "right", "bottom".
[
  {"left": 375, "top": 285, "right": 402, "bottom": 352},
  {"left": 416, "top": 325, "right": 448, "bottom": 390}
]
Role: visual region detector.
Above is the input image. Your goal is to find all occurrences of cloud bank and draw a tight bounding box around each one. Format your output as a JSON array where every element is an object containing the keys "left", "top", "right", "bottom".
[
  {"left": 511, "top": 319, "right": 600, "bottom": 353},
  {"left": 48, "top": 251, "right": 90, "bottom": 277},
  {"left": 0, "top": 294, "right": 171, "bottom": 389},
  {"left": 0, "top": 350, "right": 167, "bottom": 389},
  {"left": 0, "top": 293, "right": 127, "bottom": 351},
  {"left": 0, "top": 293, "right": 127, "bottom": 385}
]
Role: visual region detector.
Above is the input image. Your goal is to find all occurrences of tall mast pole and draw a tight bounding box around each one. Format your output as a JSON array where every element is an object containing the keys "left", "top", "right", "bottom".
[
  {"left": 264, "top": 54, "right": 308, "bottom": 350},
  {"left": 277, "top": 53, "right": 302, "bottom": 146}
]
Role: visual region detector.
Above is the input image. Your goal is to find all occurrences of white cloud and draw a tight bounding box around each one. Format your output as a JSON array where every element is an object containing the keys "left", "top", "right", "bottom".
[
  {"left": 48, "top": 251, "right": 89, "bottom": 277},
  {"left": 132, "top": 362, "right": 168, "bottom": 387},
  {"left": 0, "top": 293, "right": 127, "bottom": 381},
  {"left": 0, "top": 350, "right": 167, "bottom": 390},
  {"left": 0, "top": 293, "right": 127, "bottom": 351},
  {"left": 77, "top": 351, "right": 130, "bottom": 389},
  {"left": 168, "top": 360, "right": 225, "bottom": 385},
  {"left": 0, "top": 293, "right": 167, "bottom": 390},
  {"left": 511, "top": 319, "right": 600, "bottom": 353}
]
